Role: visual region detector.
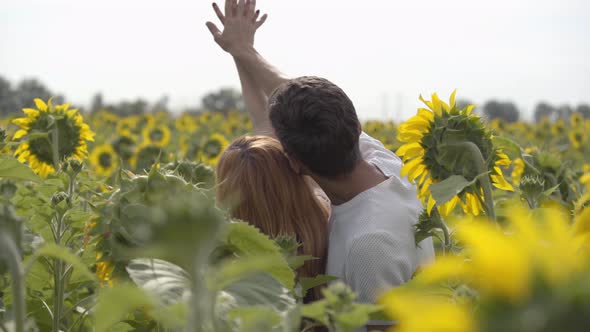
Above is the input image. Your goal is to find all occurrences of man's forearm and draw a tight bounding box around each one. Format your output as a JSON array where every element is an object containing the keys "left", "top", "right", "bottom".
[
  {"left": 235, "top": 60, "right": 273, "bottom": 135},
  {"left": 232, "top": 47, "right": 290, "bottom": 97}
]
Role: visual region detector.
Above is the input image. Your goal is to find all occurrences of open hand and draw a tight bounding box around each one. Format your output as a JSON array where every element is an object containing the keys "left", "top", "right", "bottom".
[{"left": 206, "top": 0, "right": 268, "bottom": 55}]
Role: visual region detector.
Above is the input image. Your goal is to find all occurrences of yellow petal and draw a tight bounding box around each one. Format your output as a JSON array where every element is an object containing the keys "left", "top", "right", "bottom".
[
  {"left": 491, "top": 173, "right": 514, "bottom": 191},
  {"left": 22, "top": 108, "right": 40, "bottom": 117},
  {"left": 397, "top": 129, "right": 423, "bottom": 143},
  {"left": 13, "top": 130, "right": 28, "bottom": 140},
  {"left": 450, "top": 89, "right": 457, "bottom": 108},
  {"left": 34, "top": 98, "right": 48, "bottom": 111},
  {"left": 396, "top": 143, "right": 423, "bottom": 160},
  {"left": 401, "top": 157, "right": 424, "bottom": 179}
]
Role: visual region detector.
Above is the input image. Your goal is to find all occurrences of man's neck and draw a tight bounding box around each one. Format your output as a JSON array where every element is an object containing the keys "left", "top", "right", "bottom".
[{"left": 314, "top": 161, "right": 388, "bottom": 206}]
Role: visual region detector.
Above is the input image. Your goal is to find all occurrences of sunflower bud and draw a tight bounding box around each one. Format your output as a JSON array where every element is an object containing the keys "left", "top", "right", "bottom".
[
  {"left": 0, "top": 181, "right": 17, "bottom": 200},
  {"left": 519, "top": 175, "right": 546, "bottom": 208},
  {"left": 68, "top": 159, "right": 83, "bottom": 173},
  {"left": 51, "top": 192, "right": 69, "bottom": 207}
]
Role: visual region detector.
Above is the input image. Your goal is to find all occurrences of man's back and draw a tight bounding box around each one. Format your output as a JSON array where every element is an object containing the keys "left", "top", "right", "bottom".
[{"left": 326, "top": 132, "right": 435, "bottom": 303}]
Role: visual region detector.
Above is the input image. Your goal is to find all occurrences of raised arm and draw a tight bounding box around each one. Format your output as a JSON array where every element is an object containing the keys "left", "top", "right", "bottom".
[{"left": 206, "top": 0, "right": 290, "bottom": 115}]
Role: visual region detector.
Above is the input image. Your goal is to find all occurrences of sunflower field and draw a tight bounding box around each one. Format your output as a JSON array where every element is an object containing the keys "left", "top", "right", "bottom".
[{"left": 0, "top": 93, "right": 589, "bottom": 332}]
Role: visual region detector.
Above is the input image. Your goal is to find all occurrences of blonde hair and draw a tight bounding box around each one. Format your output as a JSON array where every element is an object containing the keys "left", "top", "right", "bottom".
[{"left": 216, "top": 135, "right": 328, "bottom": 300}]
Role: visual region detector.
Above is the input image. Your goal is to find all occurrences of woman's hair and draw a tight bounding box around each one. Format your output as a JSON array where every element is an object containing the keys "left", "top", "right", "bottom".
[{"left": 216, "top": 135, "right": 328, "bottom": 300}]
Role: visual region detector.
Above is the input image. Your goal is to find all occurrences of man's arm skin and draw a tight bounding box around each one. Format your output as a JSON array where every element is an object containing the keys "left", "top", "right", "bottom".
[{"left": 209, "top": 1, "right": 274, "bottom": 134}]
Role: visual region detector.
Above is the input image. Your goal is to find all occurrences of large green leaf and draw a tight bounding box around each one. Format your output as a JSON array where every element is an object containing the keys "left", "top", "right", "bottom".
[
  {"left": 25, "top": 243, "right": 96, "bottom": 282},
  {"left": 219, "top": 273, "right": 298, "bottom": 332},
  {"left": 222, "top": 222, "right": 295, "bottom": 289},
  {"left": 492, "top": 136, "right": 522, "bottom": 160},
  {"left": 300, "top": 275, "right": 337, "bottom": 296},
  {"left": 126, "top": 258, "right": 191, "bottom": 306},
  {"left": 93, "top": 284, "right": 156, "bottom": 332},
  {"left": 429, "top": 175, "right": 475, "bottom": 206},
  {"left": 0, "top": 155, "right": 40, "bottom": 182},
  {"left": 214, "top": 255, "right": 294, "bottom": 292}
]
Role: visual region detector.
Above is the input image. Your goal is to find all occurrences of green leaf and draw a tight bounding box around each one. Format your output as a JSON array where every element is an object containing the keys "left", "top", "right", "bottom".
[
  {"left": 93, "top": 284, "right": 156, "bottom": 332},
  {"left": 222, "top": 222, "right": 295, "bottom": 289},
  {"left": 227, "top": 306, "right": 282, "bottom": 332},
  {"left": 429, "top": 175, "right": 475, "bottom": 205},
  {"left": 492, "top": 136, "right": 522, "bottom": 159},
  {"left": 25, "top": 243, "right": 96, "bottom": 282},
  {"left": 300, "top": 301, "right": 329, "bottom": 326},
  {"left": 0, "top": 155, "right": 40, "bottom": 182},
  {"left": 300, "top": 275, "right": 337, "bottom": 296},
  {"left": 126, "top": 259, "right": 191, "bottom": 306},
  {"left": 214, "top": 255, "right": 294, "bottom": 292},
  {"left": 286, "top": 255, "right": 316, "bottom": 270}
]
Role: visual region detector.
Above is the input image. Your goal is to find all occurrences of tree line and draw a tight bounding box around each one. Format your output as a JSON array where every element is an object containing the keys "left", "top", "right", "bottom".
[
  {"left": 0, "top": 75, "right": 244, "bottom": 117},
  {"left": 1, "top": 75, "right": 588, "bottom": 122}
]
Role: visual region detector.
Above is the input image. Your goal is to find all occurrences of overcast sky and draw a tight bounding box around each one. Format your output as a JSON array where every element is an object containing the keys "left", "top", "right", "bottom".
[{"left": 1, "top": 0, "right": 589, "bottom": 120}]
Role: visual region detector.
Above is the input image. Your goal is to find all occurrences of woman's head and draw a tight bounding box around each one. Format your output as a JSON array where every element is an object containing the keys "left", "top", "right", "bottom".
[{"left": 216, "top": 135, "right": 328, "bottom": 287}]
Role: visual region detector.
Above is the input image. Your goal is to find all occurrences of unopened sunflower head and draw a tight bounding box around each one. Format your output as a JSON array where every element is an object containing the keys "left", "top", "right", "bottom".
[
  {"left": 397, "top": 91, "right": 513, "bottom": 217},
  {"left": 12, "top": 98, "right": 95, "bottom": 177}
]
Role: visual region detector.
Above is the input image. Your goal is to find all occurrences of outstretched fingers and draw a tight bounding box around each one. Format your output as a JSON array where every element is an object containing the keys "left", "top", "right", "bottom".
[
  {"left": 212, "top": 2, "right": 225, "bottom": 23},
  {"left": 205, "top": 21, "right": 222, "bottom": 39},
  {"left": 255, "top": 13, "right": 268, "bottom": 29}
]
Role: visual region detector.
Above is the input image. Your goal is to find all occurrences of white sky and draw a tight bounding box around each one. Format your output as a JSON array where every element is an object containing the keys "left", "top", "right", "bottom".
[{"left": 1, "top": 0, "right": 589, "bottom": 121}]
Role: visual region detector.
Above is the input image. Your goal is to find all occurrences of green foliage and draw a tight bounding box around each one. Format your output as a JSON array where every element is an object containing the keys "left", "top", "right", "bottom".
[{"left": 301, "top": 282, "right": 381, "bottom": 332}]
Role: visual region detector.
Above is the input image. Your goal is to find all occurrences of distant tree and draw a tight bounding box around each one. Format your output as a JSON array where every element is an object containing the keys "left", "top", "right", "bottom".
[
  {"left": 533, "top": 102, "right": 556, "bottom": 122},
  {"left": 0, "top": 76, "right": 18, "bottom": 116},
  {"left": 577, "top": 104, "right": 590, "bottom": 119},
  {"left": 556, "top": 105, "right": 573, "bottom": 120},
  {"left": 201, "top": 88, "right": 244, "bottom": 113},
  {"left": 14, "top": 79, "right": 63, "bottom": 109},
  {"left": 483, "top": 100, "right": 520, "bottom": 122},
  {"left": 90, "top": 92, "right": 104, "bottom": 114},
  {"left": 112, "top": 99, "right": 149, "bottom": 116},
  {"left": 152, "top": 95, "right": 170, "bottom": 114}
]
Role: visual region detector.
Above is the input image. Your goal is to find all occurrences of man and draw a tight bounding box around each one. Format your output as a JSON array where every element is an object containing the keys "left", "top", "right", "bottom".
[{"left": 206, "top": 0, "right": 434, "bottom": 315}]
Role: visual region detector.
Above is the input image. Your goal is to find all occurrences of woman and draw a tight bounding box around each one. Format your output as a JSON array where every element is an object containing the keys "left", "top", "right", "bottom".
[{"left": 216, "top": 135, "right": 330, "bottom": 301}]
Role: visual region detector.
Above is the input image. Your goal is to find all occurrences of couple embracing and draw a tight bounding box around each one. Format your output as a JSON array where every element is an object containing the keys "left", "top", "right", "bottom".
[{"left": 208, "top": 0, "right": 434, "bottom": 327}]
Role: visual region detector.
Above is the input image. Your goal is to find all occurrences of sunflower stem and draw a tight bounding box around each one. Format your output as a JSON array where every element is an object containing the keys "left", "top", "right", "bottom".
[
  {"left": 51, "top": 116, "right": 60, "bottom": 171},
  {"left": 455, "top": 142, "right": 496, "bottom": 221},
  {"left": 0, "top": 232, "right": 26, "bottom": 332}
]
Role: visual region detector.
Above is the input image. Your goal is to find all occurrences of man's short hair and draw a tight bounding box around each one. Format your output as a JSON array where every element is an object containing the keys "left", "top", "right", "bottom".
[{"left": 269, "top": 76, "right": 361, "bottom": 177}]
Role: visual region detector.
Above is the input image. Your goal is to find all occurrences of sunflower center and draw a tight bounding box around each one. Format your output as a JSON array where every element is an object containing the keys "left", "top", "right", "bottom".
[
  {"left": 99, "top": 152, "right": 113, "bottom": 167},
  {"left": 204, "top": 140, "right": 222, "bottom": 157},
  {"left": 150, "top": 129, "right": 164, "bottom": 143}
]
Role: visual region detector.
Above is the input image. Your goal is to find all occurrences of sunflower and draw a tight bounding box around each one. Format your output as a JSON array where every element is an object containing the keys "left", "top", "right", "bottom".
[
  {"left": 569, "top": 129, "right": 585, "bottom": 150},
  {"left": 175, "top": 113, "right": 198, "bottom": 133},
  {"left": 141, "top": 124, "right": 171, "bottom": 147},
  {"left": 116, "top": 117, "right": 138, "bottom": 137},
  {"left": 130, "top": 143, "right": 165, "bottom": 172},
  {"left": 95, "top": 251, "right": 115, "bottom": 287},
  {"left": 198, "top": 133, "right": 230, "bottom": 166},
  {"left": 12, "top": 98, "right": 95, "bottom": 177},
  {"left": 90, "top": 144, "right": 119, "bottom": 177},
  {"left": 111, "top": 134, "right": 136, "bottom": 163},
  {"left": 581, "top": 164, "right": 590, "bottom": 190},
  {"left": 551, "top": 119, "right": 566, "bottom": 137},
  {"left": 397, "top": 91, "right": 513, "bottom": 217},
  {"left": 571, "top": 112, "right": 584, "bottom": 128}
]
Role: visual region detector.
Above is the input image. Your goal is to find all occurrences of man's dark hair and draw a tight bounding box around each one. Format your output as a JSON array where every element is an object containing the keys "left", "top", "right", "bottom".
[{"left": 268, "top": 76, "right": 361, "bottom": 177}]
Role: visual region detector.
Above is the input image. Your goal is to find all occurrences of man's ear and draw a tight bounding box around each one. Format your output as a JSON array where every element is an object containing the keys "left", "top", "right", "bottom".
[{"left": 357, "top": 122, "right": 362, "bottom": 136}]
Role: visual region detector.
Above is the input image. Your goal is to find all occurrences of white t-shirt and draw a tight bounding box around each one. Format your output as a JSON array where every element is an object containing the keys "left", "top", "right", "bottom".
[{"left": 326, "top": 132, "right": 435, "bottom": 304}]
